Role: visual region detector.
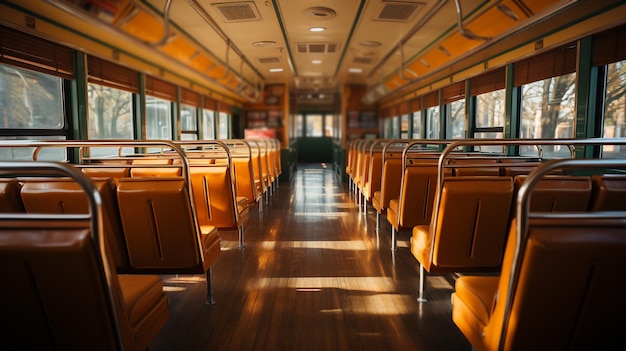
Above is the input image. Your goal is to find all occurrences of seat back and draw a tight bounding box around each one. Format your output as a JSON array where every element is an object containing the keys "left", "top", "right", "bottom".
[
  {"left": 130, "top": 158, "right": 181, "bottom": 177},
  {"left": 0, "top": 217, "right": 126, "bottom": 350},
  {"left": 590, "top": 174, "right": 626, "bottom": 211},
  {"left": 364, "top": 151, "right": 383, "bottom": 200},
  {"left": 481, "top": 216, "right": 626, "bottom": 350},
  {"left": 189, "top": 165, "right": 242, "bottom": 229},
  {"left": 375, "top": 158, "right": 402, "bottom": 213},
  {"left": 117, "top": 176, "right": 202, "bottom": 270},
  {"left": 397, "top": 163, "right": 439, "bottom": 228},
  {"left": 20, "top": 177, "right": 130, "bottom": 270},
  {"left": 514, "top": 175, "right": 592, "bottom": 212},
  {"left": 427, "top": 176, "right": 514, "bottom": 271}
]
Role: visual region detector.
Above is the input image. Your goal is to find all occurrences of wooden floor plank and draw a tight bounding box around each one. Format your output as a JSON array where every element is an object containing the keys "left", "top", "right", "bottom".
[{"left": 150, "top": 163, "right": 471, "bottom": 350}]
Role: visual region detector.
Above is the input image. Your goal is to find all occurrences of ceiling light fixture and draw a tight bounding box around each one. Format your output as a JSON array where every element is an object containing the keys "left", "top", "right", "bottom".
[
  {"left": 348, "top": 68, "right": 363, "bottom": 73},
  {"left": 269, "top": 68, "right": 284, "bottom": 72},
  {"left": 309, "top": 27, "right": 326, "bottom": 32},
  {"left": 252, "top": 40, "right": 276, "bottom": 47},
  {"left": 312, "top": 60, "right": 322, "bottom": 64}
]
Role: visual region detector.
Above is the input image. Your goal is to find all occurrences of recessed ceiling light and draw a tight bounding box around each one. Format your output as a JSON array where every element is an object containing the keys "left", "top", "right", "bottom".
[
  {"left": 252, "top": 40, "right": 276, "bottom": 47},
  {"left": 312, "top": 60, "right": 322, "bottom": 64},
  {"left": 348, "top": 68, "right": 363, "bottom": 73},
  {"left": 309, "top": 27, "right": 326, "bottom": 32},
  {"left": 269, "top": 68, "right": 284, "bottom": 72}
]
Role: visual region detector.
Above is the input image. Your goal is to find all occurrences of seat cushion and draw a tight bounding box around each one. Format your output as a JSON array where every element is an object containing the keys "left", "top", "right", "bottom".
[
  {"left": 453, "top": 276, "right": 499, "bottom": 326},
  {"left": 118, "top": 274, "right": 167, "bottom": 327}
]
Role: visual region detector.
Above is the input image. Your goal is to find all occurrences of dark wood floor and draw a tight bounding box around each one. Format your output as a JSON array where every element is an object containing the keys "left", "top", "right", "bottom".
[{"left": 150, "top": 163, "right": 471, "bottom": 351}]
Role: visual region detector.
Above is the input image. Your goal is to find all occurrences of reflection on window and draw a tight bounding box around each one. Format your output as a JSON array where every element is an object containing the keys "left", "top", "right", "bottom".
[
  {"left": 218, "top": 112, "right": 229, "bottom": 139},
  {"left": 146, "top": 95, "right": 172, "bottom": 140},
  {"left": 426, "top": 106, "right": 440, "bottom": 139},
  {"left": 476, "top": 89, "right": 505, "bottom": 128},
  {"left": 445, "top": 100, "right": 465, "bottom": 139},
  {"left": 602, "top": 60, "right": 626, "bottom": 158},
  {"left": 520, "top": 73, "right": 575, "bottom": 157},
  {"left": 0, "top": 63, "right": 64, "bottom": 129},
  {"left": 412, "top": 111, "right": 422, "bottom": 139},
  {"left": 180, "top": 104, "right": 198, "bottom": 140},
  {"left": 202, "top": 109, "right": 215, "bottom": 140},
  {"left": 306, "top": 114, "right": 323, "bottom": 137}
]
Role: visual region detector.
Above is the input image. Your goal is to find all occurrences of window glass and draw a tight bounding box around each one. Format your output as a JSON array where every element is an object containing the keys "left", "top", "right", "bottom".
[
  {"left": 412, "top": 110, "right": 422, "bottom": 139},
  {"left": 218, "top": 112, "right": 229, "bottom": 139},
  {"left": 401, "top": 114, "right": 409, "bottom": 139},
  {"left": 426, "top": 106, "right": 440, "bottom": 139},
  {"left": 202, "top": 109, "right": 215, "bottom": 140},
  {"left": 445, "top": 100, "right": 465, "bottom": 139},
  {"left": 474, "top": 132, "right": 505, "bottom": 153},
  {"left": 520, "top": 73, "right": 576, "bottom": 157},
  {"left": 325, "top": 114, "right": 334, "bottom": 137},
  {"left": 0, "top": 63, "right": 64, "bottom": 129},
  {"left": 87, "top": 83, "right": 134, "bottom": 157},
  {"left": 476, "top": 89, "right": 505, "bottom": 129},
  {"left": 391, "top": 116, "right": 400, "bottom": 138},
  {"left": 295, "top": 114, "right": 303, "bottom": 137},
  {"left": 602, "top": 60, "right": 626, "bottom": 158},
  {"left": 180, "top": 103, "right": 198, "bottom": 140},
  {"left": 0, "top": 135, "right": 66, "bottom": 161},
  {"left": 306, "top": 114, "right": 323, "bottom": 137},
  {"left": 146, "top": 95, "right": 172, "bottom": 140}
]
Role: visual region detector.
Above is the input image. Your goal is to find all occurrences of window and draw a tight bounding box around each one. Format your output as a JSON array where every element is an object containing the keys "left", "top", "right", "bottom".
[
  {"left": 426, "top": 106, "right": 440, "bottom": 139},
  {"left": 0, "top": 63, "right": 64, "bottom": 130},
  {"left": 602, "top": 60, "right": 626, "bottom": 158},
  {"left": 202, "top": 108, "right": 215, "bottom": 139},
  {"left": 180, "top": 104, "right": 198, "bottom": 140},
  {"left": 87, "top": 84, "right": 134, "bottom": 157},
  {"left": 295, "top": 114, "right": 303, "bottom": 137},
  {"left": 474, "top": 89, "right": 505, "bottom": 152},
  {"left": 391, "top": 116, "right": 400, "bottom": 138},
  {"left": 325, "top": 114, "right": 334, "bottom": 137},
  {"left": 445, "top": 100, "right": 465, "bottom": 139},
  {"left": 401, "top": 114, "right": 409, "bottom": 139},
  {"left": 520, "top": 73, "right": 576, "bottom": 157},
  {"left": 412, "top": 110, "right": 422, "bottom": 139},
  {"left": 146, "top": 95, "right": 172, "bottom": 140},
  {"left": 0, "top": 63, "right": 66, "bottom": 160},
  {"left": 218, "top": 112, "right": 230, "bottom": 139},
  {"left": 306, "top": 114, "right": 323, "bottom": 137}
]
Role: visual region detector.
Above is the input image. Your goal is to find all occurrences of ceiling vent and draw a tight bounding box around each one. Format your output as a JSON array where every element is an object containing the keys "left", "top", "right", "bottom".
[
  {"left": 374, "top": 1, "right": 425, "bottom": 22},
  {"left": 258, "top": 56, "right": 281, "bottom": 64},
  {"left": 212, "top": 2, "right": 262, "bottom": 22},
  {"left": 296, "top": 42, "right": 340, "bottom": 54}
]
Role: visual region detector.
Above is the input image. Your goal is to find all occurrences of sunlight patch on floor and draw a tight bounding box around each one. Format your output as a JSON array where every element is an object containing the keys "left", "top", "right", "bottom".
[{"left": 255, "top": 276, "right": 398, "bottom": 293}]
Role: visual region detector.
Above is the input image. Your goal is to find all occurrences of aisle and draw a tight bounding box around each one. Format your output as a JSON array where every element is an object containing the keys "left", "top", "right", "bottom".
[{"left": 151, "top": 163, "right": 470, "bottom": 350}]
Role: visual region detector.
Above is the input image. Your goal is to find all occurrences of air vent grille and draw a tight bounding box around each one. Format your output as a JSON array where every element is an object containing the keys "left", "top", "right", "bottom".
[
  {"left": 296, "top": 42, "right": 340, "bottom": 54},
  {"left": 213, "top": 2, "right": 262, "bottom": 22},
  {"left": 375, "top": 1, "right": 425, "bottom": 22},
  {"left": 258, "top": 57, "right": 281, "bottom": 64}
]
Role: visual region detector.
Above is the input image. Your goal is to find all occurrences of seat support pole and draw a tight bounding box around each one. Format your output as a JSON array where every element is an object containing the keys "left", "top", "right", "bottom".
[
  {"left": 206, "top": 266, "right": 216, "bottom": 305},
  {"left": 417, "top": 263, "right": 428, "bottom": 303}
]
